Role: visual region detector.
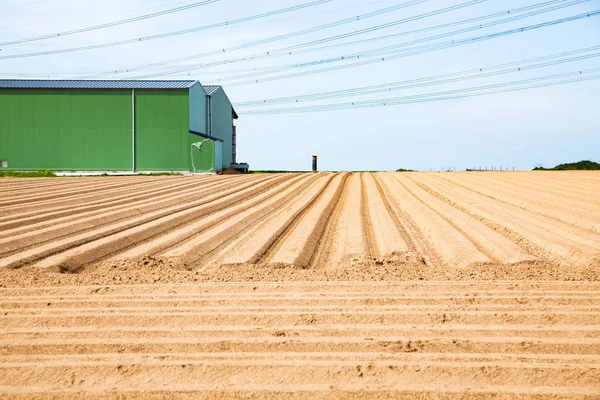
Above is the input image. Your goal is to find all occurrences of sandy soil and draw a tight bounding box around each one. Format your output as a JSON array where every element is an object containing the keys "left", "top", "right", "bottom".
[{"left": 0, "top": 171, "right": 599, "bottom": 398}]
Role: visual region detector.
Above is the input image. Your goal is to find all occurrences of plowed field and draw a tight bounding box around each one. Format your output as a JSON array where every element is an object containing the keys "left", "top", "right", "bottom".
[{"left": 1, "top": 172, "right": 599, "bottom": 398}]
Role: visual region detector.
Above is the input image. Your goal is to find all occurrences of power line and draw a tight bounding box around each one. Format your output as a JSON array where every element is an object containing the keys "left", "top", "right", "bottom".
[
  {"left": 129, "top": 0, "right": 493, "bottom": 79},
  {"left": 0, "top": 0, "right": 219, "bottom": 47},
  {"left": 233, "top": 46, "right": 600, "bottom": 107},
  {"left": 82, "top": 0, "right": 431, "bottom": 78},
  {"left": 210, "top": 1, "right": 590, "bottom": 84},
  {"left": 239, "top": 68, "right": 600, "bottom": 114},
  {"left": 269, "top": 0, "right": 587, "bottom": 58},
  {"left": 267, "top": 0, "right": 563, "bottom": 55},
  {"left": 0, "top": 0, "right": 332, "bottom": 59},
  {"left": 131, "top": 0, "right": 586, "bottom": 80},
  {"left": 0, "top": 0, "right": 51, "bottom": 11},
  {"left": 217, "top": 9, "right": 600, "bottom": 87}
]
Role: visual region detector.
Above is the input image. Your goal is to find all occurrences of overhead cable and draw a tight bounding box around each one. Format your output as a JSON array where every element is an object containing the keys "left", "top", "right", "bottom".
[
  {"left": 132, "top": 0, "right": 586, "bottom": 80},
  {"left": 233, "top": 46, "right": 600, "bottom": 106},
  {"left": 82, "top": 0, "right": 433, "bottom": 78},
  {"left": 0, "top": 0, "right": 332, "bottom": 59},
  {"left": 217, "top": 9, "right": 600, "bottom": 87},
  {"left": 209, "top": 0, "right": 591, "bottom": 84},
  {"left": 0, "top": 0, "right": 219, "bottom": 46},
  {"left": 239, "top": 68, "right": 600, "bottom": 114},
  {"left": 129, "top": 0, "right": 494, "bottom": 79}
]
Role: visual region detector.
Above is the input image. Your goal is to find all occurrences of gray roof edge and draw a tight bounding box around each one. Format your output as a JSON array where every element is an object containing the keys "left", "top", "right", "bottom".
[
  {"left": 202, "top": 85, "right": 223, "bottom": 96},
  {"left": 203, "top": 85, "right": 238, "bottom": 119},
  {"left": 0, "top": 79, "right": 198, "bottom": 90},
  {"left": 192, "top": 81, "right": 209, "bottom": 96}
]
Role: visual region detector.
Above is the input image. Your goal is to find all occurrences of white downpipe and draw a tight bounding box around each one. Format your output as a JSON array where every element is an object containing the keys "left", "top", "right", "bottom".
[{"left": 132, "top": 89, "right": 135, "bottom": 172}]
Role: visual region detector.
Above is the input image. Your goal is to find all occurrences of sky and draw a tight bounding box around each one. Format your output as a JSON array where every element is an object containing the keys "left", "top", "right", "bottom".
[{"left": 1, "top": 0, "right": 599, "bottom": 171}]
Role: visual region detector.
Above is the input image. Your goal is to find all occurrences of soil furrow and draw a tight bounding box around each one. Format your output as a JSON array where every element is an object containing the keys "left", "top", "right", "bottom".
[
  {"left": 28, "top": 175, "right": 291, "bottom": 272},
  {"left": 1, "top": 172, "right": 599, "bottom": 398},
  {"left": 0, "top": 175, "right": 279, "bottom": 269},
  {"left": 0, "top": 177, "right": 233, "bottom": 241},
  {"left": 439, "top": 174, "right": 600, "bottom": 233},
  {"left": 411, "top": 174, "right": 600, "bottom": 265},
  {"left": 379, "top": 174, "right": 491, "bottom": 268},
  {"left": 0, "top": 176, "right": 217, "bottom": 230},
  {"left": 222, "top": 174, "right": 336, "bottom": 265},
  {"left": 269, "top": 173, "right": 349, "bottom": 268},
  {"left": 147, "top": 174, "right": 318, "bottom": 265},
  {"left": 399, "top": 174, "right": 537, "bottom": 265}
]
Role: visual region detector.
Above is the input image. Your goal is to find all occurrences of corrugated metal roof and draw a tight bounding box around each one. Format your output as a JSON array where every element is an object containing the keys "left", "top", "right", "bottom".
[
  {"left": 0, "top": 79, "right": 197, "bottom": 90},
  {"left": 203, "top": 85, "right": 238, "bottom": 119},
  {"left": 202, "top": 85, "right": 222, "bottom": 96}
]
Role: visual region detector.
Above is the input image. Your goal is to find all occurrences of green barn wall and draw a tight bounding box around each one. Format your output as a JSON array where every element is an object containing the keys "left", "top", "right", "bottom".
[
  {"left": 0, "top": 87, "right": 219, "bottom": 172},
  {"left": 0, "top": 89, "right": 132, "bottom": 170},
  {"left": 134, "top": 90, "right": 192, "bottom": 171},
  {"left": 209, "top": 89, "right": 234, "bottom": 170}
]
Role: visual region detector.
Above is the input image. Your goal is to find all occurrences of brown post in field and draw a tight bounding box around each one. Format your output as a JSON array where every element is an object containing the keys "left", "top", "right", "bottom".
[{"left": 312, "top": 155, "right": 318, "bottom": 172}]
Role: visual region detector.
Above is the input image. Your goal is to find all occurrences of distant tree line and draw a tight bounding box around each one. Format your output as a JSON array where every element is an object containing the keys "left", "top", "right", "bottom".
[{"left": 533, "top": 160, "right": 600, "bottom": 170}]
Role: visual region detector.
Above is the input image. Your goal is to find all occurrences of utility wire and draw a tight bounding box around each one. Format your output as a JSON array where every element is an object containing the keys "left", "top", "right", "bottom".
[
  {"left": 239, "top": 68, "right": 600, "bottom": 114},
  {"left": 266, "top": 0, "right": 586, "bottom": 58},
  {"left": 268, "top": 0, "right": 554, "bottom": 55},
  {"left": 0, "top": 0, "right": 332, "bottom": 59},
  {"left": 0, "top": 0, "right": 51, "bottom": 11},
  {"left": 82, "top": 0, "right": 432, "bottom": 78},
  {"left": 130, "top": 0, "right": 493, "bottom": 79},
  {"left": 234, "top": 46, "right": 600, "bottom": 106},
  {"left": 217, "top": 9, "right": 600, "bottom": 87},
  {"left": 131, "top": 0, "right": 577, "bottom": 79},
  {"left": 0, "top": 0, "right": 218, "bottom": 46},
  {"left": 210, "top": 0, "right": 590, "bottom": 84},
  {"left": 133, "top": 0, "right": 585, "bottom": 80}
]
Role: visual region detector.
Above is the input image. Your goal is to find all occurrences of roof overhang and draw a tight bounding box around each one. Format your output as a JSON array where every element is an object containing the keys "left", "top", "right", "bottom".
[{"left": 0, "top": 79, "right": 198, "bottom": 90}]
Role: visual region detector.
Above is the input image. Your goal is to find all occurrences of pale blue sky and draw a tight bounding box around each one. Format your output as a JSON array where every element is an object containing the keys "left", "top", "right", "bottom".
[{"left": 1, "top": 0, "right": 599, "bottom": 171}]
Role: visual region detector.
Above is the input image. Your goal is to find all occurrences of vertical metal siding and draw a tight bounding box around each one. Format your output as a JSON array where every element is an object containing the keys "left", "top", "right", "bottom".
[
  {"left": 134, "top": 90, "right": 196, "bottom": 171},
  {"left": 209, "top": 89, "right": 234, "bottom": 170},
  {"left": 0, "top": 89, "right": 132, "bottom": 170},
  {"left": 0, "top": 88, "right": 218, "bottom": 172}
]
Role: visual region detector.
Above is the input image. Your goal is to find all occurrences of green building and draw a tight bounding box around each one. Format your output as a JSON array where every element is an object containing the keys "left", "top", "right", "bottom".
[{"left": 0, "top": 80, "right": 239, "bottom": 173}]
